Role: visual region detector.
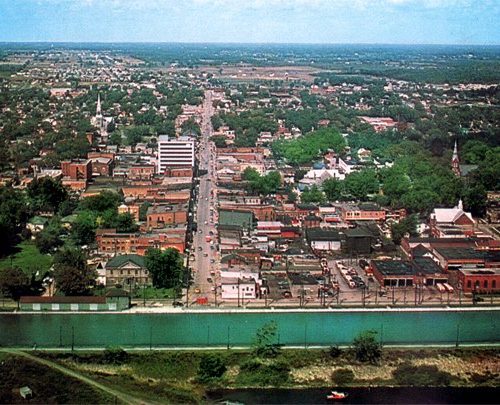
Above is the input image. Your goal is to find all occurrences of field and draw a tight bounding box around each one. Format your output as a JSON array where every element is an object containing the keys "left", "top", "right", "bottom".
[{"left": 0, "top": 241, "right": 53, "bottom": 275}]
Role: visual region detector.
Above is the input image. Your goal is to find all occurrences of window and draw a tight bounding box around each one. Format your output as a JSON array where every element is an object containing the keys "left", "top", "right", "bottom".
[
  {"left": 484, "top": 280, "right": 488, "bottom": 289},
  {"left": 33, "top": 303, "right": 41, "bottom": 311},
  {"left": 493, "top": 280, "right": 497, "bottom": 289},
  {"left": 467, "top": 280, "right": 471, "bottom": 289},
  {"left": 52, "top": 304, "right": 60, "bottom": 311},
  {"left": 71, "top": 304, "right": 79, "bottom": 311},
  {"left": 89, "top": 304, "right": 98, "bottom": 311}
]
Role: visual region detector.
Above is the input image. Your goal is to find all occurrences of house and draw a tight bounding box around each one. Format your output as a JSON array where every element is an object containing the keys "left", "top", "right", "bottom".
[
  {"left": 104, "top": 254, "right": 150, "bottom": 286},
  {"left": 306, "top": 228, "right": 342, "bottom": 251},
  {"left": 26, "top": 216, "right": 48, "bottom": 236}
]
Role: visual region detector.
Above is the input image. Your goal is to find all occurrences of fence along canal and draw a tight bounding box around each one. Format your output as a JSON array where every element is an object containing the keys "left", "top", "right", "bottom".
[{"left": 0, "top": 308, "right": 498, "bottom": 348}]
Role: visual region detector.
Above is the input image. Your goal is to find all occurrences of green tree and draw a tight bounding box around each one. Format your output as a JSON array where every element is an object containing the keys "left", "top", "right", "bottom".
[
  {"left": 145, "top": 248, "right": 184, "bottom": 289},
  {"left": 301, "top": 185, "right": 326, "bottom": 204},
  {"left": 0, "top": 267, "right": 31, "bottom": 301},
  {"left": 390, "top": 215, "right": 418, "bottom": 244},
  {"left": 197, "top": 354, "right": 227, "bottom": 382},
  {"left": 323, "top": 178, "right": 344, "bottom": 201},
  {"left": 53, "top": 264, "right": 97, "bottom": 296},
  {"left": 252, "top": 321, "right": 281, "bottom": 358},
  {"left": 71, "top": 211, "right": 97, "bottom": 246},
  {"left": 463, "top": 183, "right": 487, "bottom": 217},
  {"left": 352, "top": 331, "right": 382, "bottom": 364},
  {"left": 35, "top": 218, "right": 64, "bottom": 254},
  {"left": 344, "top": 169, "right": 379, "bottom": 200},
  {"left": 53, "top": 247, "right": 95, "bottom": 295},
  {"left": 27, "top": 177, "right": 69, "bottom": 213}
]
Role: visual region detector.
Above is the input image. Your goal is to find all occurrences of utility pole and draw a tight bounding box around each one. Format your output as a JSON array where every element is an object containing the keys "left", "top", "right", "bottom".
[{"left": 71, "top": 326, "right": 74, "bottom": 352}]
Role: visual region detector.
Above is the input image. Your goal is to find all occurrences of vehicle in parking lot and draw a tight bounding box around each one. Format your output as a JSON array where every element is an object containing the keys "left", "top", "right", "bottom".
[{"left": 281, "top": 291, "right": 292, "bottom": 298}]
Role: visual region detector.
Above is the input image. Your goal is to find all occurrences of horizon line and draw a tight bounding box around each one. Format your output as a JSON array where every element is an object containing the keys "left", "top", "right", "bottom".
[{"left": 1, "top": 41, "right": 499, "bottom": 47}]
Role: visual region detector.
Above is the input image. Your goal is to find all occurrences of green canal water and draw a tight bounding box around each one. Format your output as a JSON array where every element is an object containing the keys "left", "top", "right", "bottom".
[{"left": 0, "top": 308, "right": 498, "bottom": 348}]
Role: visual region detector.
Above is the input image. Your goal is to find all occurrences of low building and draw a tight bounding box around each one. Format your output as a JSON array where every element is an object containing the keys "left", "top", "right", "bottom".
[
  {"left": 457, "top": 268, "right": 500, "bottom": 293},
  {"left": 221, "top": 277, "right": 259, "bottom": 300},
  {"left": 19, "top": 291, "right": 130, "bottom": 312},
  {"left": 306, "top": 228, "right": 342, "bottom": 251},
  {"left": 104, "top": 254, "right": 150, "bottom": 286},
  {"left": 146, "top": 204, "right": 188, "bottom": 228},
  {"left": 342, "top": 203, "right": 386, "bottom": 222}
]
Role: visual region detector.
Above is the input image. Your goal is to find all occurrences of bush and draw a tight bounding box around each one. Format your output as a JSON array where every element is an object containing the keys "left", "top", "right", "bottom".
[
  {"left": 102, "top": 347, "right": 129, "bottom": 364},
  {"left": 196, "top": 354, "right": 227, "bottom": 382},
  {"left": 329, "top": 345, "right": 342, "bottom": 358},
  {"left": 352, "top": 331, "right": 382, "bottom": 364},
  {"left": 331, "top": 368, "right": 355, "bottom": 385},
  {"left": 237, "top": 358, "right": 291, "bottom": 387},
  {"left": 393, "top": 363, "right": 452, "bottom": 386}
]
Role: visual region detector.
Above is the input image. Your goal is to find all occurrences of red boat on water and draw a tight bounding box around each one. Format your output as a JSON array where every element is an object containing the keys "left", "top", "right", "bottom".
[{"left": 326, "top": 391, "right": 348, "bottom": 401}]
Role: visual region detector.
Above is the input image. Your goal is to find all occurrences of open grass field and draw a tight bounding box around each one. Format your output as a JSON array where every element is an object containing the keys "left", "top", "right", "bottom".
[{"left": 0, "top": 241, "right": 52, "bottom": 275}]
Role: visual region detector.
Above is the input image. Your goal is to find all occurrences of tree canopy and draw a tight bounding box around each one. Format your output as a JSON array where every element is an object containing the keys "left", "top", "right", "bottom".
[
  {"left": 272, "top": 128, "right": 346, "bottom": 165},
  {"left": 145, "top": 248, "right": 184, "bottom": 289}
]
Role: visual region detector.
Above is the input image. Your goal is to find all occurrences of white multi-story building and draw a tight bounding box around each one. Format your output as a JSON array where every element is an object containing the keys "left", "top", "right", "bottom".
[{"left": 157, "top": 135, "right": 195, "bottom": 174}]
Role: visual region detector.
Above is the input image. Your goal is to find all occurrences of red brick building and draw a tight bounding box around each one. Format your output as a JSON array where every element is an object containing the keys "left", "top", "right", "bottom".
[
  {"left": 146, "top": 204, "right": 188, "bottom": 228},
  {"left": 61, "top": 159, "right": 92, "bottom": 180}
]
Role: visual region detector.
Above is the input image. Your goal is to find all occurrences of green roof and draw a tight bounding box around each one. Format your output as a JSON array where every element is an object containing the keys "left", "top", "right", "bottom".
[
  {"left": 219, "top": 209, "right": 254, "bottom": 229},
  {"left": 29, "top": 216, "right": 48, "bottom": 226},
  {"left": 106, "top": 254, "right": 145, "bottom": 269}
]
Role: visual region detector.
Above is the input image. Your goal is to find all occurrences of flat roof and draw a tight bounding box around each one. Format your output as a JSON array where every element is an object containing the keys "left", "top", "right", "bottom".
[{"left": 372, "top": 260, "right": 415, "bottom": 276}]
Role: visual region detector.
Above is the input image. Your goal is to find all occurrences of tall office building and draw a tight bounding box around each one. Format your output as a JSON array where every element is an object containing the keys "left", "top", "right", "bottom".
[{"left": 157, "top": 135, "right": 195, "bottom": 174}]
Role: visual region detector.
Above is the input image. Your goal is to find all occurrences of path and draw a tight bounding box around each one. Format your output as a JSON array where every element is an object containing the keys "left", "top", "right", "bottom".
[{"left": 0, "top": 349, "right": 160, "bottom": 405}]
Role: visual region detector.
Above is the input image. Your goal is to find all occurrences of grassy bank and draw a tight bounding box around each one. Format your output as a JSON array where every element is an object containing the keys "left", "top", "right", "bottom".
[
  {"left": 31, "top": 347, "right": 500, "bottom": 403},
  {"left": 0, "top": 352, "right": 114, "bottom": 404}
]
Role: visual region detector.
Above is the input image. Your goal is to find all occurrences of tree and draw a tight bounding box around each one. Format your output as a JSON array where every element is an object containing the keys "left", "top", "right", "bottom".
[
  {"left": 344, "top": 169, "right": 379, "bottom": 200},
  {"left": 323, "top": 178, "right": 344, "bottom": 201},
  {"left": 145, "top": 248, "right": 184, "bottom": 289},
  {"left": 0, "top": 267, "right": 31, "bottom": 301},
  {"left": 197, "top": 354, "right": 227, "bottom": 382},
  {"left": 35, "top": 219, "right": 64, "bottom": 253},
  {"left": 463, "top": 183, "right": 487, "bottom": 217},
  {"left": 252, "top": 321, "right": 281, "bottom": 358},
  {"left": 390, "top": 215, "right": 418, "bottom": 244},
  {"left": 27, "top": 177, "right": 69, "bottom": 213},
  {"left": 71, "top": 211, "right": 96, "bottom": 246},
  {"left": 79, "top": 191, "right": 121, "bottom": 213},
  {"left": 301, "top": 185, "right": 326, "bottom": 204},
  {"left": 53, "top": 247, "right": 95, "bottom": 296},
  {"left": 352, "top": 331, "right": 382, "bottom": 364},
  {"left": 53, "top": 264, "right": 97, "bottom": 296}
]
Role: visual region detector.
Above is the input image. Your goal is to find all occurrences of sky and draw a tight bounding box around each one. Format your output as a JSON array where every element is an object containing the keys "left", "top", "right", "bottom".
[{"left": 0, "top": 0, "right": 499, "bottom": 45}]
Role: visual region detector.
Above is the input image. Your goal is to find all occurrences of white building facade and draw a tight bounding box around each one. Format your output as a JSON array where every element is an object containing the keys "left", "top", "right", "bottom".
[{"left": 157, "top": 135, "right": 195, "bottom": 174}]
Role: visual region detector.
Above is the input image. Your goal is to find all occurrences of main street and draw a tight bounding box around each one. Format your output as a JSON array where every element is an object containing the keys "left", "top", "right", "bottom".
[{"left": 190, "top": 90, "right": 219, "bottom": 302}]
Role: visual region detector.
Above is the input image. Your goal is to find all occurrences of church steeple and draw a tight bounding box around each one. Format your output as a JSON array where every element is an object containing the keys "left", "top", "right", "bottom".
[
  {"left": 451, "top": 139, "right": 461, "bottom": 177},
  {"left": 96, "top": 93, "right": 102, "bottom": 117}
]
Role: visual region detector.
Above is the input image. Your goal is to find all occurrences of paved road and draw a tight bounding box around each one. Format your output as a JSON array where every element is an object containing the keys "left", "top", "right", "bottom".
[
  {"left": 0, "top": 349, "right": 158, "bottom": 405},
  {"left": 191, "top": 90, "right": 219, "bottom": 301}
]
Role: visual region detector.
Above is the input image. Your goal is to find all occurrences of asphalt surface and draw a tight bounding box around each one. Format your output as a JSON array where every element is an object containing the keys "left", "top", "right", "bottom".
[{"left": 191, "top": 90, "right": 219, "bottom": 302}]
